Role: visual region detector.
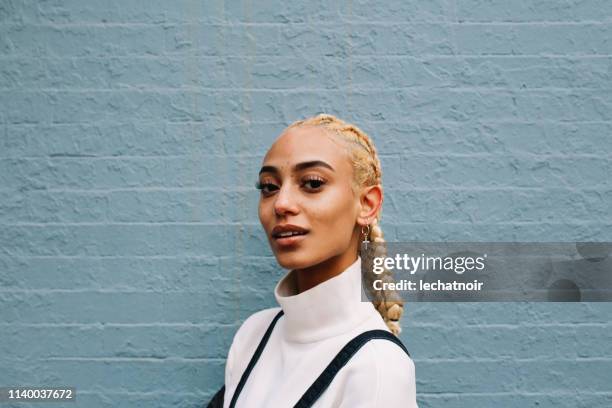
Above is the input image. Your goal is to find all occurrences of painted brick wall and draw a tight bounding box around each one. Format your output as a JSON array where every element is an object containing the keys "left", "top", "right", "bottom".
[{"left": 1, "top": 1, "right": 611, "bottom": 407}]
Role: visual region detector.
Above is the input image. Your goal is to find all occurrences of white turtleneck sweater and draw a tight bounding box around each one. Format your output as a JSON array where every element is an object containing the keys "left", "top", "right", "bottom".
[{"left": 223, "top": 256, "right": 418, "bottom": 407}]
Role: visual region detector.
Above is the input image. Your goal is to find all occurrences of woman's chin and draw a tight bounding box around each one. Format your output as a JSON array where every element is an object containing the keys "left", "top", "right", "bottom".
[{"left": 274, "top": 252, "right": 312, "bottom": 271}]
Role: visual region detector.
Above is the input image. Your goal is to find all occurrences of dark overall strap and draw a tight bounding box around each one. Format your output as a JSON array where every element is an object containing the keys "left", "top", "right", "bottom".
[
  {"left": 206, "top": 385, "right": 225, "bottom": 408},
  {"left": 228, "top": 309, "right": 285, "bottom": 408},
  {"left": 293, "top": 329, "right": 411, "bottom": 408}
]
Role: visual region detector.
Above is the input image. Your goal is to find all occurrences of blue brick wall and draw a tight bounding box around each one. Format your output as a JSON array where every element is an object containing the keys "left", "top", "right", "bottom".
[{"left": 1, "top": 1, "right": 611, "bottom": 407}]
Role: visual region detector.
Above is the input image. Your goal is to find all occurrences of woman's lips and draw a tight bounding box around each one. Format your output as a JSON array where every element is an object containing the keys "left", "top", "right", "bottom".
[{"left": 274, "top": 232, "right": 308, "bottom": 248}]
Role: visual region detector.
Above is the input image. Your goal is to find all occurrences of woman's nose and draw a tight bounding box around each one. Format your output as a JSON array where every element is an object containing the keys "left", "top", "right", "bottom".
[{"left": 273, "top": 184, "right": 299, "bottom": 216}]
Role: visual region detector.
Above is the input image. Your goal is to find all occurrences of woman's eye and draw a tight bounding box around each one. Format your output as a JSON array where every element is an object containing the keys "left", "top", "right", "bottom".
[
  {"left": 256, "top": 181, "right": 279, "bottom": 195},
  {"left": 302, "top": 178, "right": 325, "bottom": 190}
]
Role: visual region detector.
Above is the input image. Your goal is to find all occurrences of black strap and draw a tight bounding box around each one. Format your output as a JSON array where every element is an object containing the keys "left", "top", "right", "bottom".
[
  {"left": 206, "top": 384, "right": 225, "bottom": 408},
  {"left": 293, "top": 329, "right": 410, "bottom": 408},
  {"left": 228, "top": 309, "right": 284, "bottom": 408}
]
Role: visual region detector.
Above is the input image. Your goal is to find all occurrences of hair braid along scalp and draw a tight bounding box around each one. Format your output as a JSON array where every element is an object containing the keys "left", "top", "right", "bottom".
[{"left": 285, "top": 113, "right": 405, "bottom": 336}]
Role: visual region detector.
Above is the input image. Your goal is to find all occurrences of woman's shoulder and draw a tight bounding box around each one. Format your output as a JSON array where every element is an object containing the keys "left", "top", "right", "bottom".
[
  {"left": 224, "top": 307, "right": 283, "bottom": 388},
  {"left": 229, "top": 307, "right": 282, "bottom": 354},
  {"left": 359, "top": 315, "right": 416, "bottom": 380},
  {"left": 355, "top": 334, "right": 415, "bottom": 380},
  {"left": 237, "top": 307, "right": 282, "bottom": 336},
  {"left": 339, "top": 332, "right": 418, "bottom": 406}
]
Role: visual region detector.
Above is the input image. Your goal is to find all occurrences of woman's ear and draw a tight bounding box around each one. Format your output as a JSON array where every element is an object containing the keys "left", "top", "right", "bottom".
[{"left": 357, "top": 185, "right": 383, "bottom": 225}]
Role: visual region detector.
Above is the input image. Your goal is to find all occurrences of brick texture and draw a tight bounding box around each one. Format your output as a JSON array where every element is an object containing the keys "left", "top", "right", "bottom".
[{"left": 1, "top": 1, "right": 611, "bottom": 407}]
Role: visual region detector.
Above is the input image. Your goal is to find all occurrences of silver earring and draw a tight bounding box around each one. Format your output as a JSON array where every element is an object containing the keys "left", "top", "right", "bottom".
[{"left": 361, "top": 224, "right": 371, "bottom": 249}]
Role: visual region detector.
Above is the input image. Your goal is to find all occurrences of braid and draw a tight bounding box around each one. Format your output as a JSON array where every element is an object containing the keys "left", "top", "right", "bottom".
[
  {"left": 286, "top": 114, "right": 405, "bottom": 336},
  {"left": 367, "top": 218, "right": 404, "bottom": 336}
]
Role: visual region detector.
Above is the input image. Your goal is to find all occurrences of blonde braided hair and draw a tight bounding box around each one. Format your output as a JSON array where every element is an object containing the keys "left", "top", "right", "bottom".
[{"left": 285, "top": 113, "right": 405, "bottom": 336}]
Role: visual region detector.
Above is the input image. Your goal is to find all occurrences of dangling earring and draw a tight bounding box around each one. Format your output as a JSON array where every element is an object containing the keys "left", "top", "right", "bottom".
[{"left": 361, "top": 223, "right": 371, "bottom": 249}]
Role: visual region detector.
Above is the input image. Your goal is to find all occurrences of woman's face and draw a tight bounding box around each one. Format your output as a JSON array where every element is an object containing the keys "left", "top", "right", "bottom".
[{"left": 257, "top": 125, "right": 361, "bottom": 270}]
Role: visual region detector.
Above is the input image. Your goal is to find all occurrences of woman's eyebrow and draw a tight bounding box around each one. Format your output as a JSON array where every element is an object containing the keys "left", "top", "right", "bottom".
[
  {"left": 258, "top": 160, "right": 335, "bottom": 175},
  {"left": 294, "top": 160, "right": 335, "bottom": 172}
]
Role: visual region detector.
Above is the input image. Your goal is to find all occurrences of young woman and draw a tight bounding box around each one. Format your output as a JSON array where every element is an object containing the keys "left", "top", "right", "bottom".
[{"left": 219, "top": 114, "right": 417, "bottom": 407}]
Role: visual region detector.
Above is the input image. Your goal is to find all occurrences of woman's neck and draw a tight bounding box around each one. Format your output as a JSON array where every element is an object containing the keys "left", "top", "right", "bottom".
[{"left": 295, "top": 251, "right": 358, "bottom": 293}]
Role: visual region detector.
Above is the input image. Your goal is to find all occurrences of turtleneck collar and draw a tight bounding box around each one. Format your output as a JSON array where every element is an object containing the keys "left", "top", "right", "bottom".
[{"left": 274, "top": 256, "right": 377, "bottom": 343}]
